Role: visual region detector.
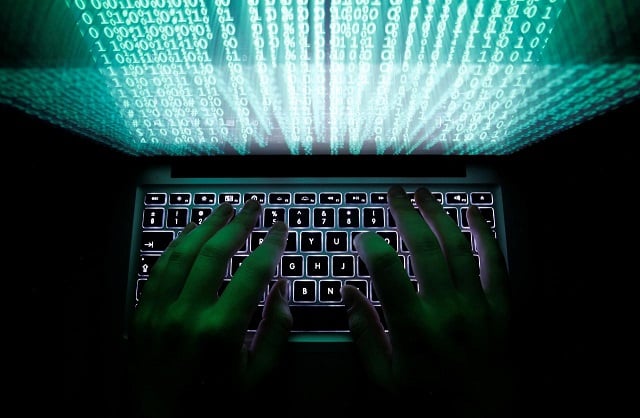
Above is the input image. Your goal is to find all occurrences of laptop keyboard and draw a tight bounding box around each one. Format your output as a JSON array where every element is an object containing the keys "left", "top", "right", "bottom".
[{"left": 133, "top": 185, "right": 498, "bottom": 333}]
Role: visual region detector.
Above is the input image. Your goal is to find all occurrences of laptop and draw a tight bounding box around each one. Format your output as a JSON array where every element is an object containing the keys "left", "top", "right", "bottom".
[
  {"left": 128, "top": 155, "right": 508, "bottom": 338},
  {"left": 2, "top": 0, "right": 640, "bottom": 411}
]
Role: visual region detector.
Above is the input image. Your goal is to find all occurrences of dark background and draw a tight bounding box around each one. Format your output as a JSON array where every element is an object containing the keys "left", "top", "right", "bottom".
[{"left": 12, "top": 98, "right": 636, "bottom": 416}]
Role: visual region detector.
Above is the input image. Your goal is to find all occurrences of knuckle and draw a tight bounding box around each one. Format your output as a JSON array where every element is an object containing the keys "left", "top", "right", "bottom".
[
  {"left": 408, "top": 236, "right": 443, "bottom": 257},
  {"left": 160, "top": 305, "right": 191, "bottom": 339},
  {"left": 165, "top": 248, "right": 192, "bottom": 267},
  {"left": 198, "top": 240, "right": 231, "bottom": 264},
  {"left": 240, "top": 255, "right": 271, "bottom": 276},
  {"left": 367, "top": 245, "right": 403, "bottom": 273}
]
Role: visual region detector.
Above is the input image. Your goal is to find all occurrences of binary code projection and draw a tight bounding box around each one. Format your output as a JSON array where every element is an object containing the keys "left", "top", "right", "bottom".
[{"left": 1, "top": 0, "right": 639, "bottom": 155}]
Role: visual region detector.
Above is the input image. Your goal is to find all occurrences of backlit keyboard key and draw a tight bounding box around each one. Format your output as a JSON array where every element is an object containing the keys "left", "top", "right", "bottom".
[
  {"left": 169, "top": 193, "right": 191, "bottom": 205},
  {"left": 145, "top": 193, "right": 166, "bottom": 205},
  {"left": 134, "top": 186, "right": 500, "bottom": 334}
]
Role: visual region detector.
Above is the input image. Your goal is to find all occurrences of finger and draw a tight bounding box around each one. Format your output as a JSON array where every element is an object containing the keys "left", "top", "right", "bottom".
[
  {"left": 355, "top": 231, "right": 421, "bottom": 332},
  {"left": 137, "top": 222, "right": 196, "bottom": 316},
  {"left": 140, "top": 221, "right": 198, "bottom": 307},
  {"left": 387, "top": 185, "right": 454, "bottom": 297},
  {"left": 247, "top": 279, "right": 293, "bottom": 386},
  {"left": 166, "top": 222, "right": 197, "bottom": 251},
  {"left": 179, "top": 199, "right": 262, "bottom": 305},
  {"left": 146, "top": 204, "right": 235, "bottom": 305},
  {"left": 166, "top": 221, "right": 197, "bottom": 250},
  {"left": 146, "top": 222, "right": 197, "bottom": 279},
  {"left": 415, "top": 187, "right": 483, "bottom": 298},
  {"left": 216, "top": 221, "right": 288, "bottom": 332},
  {"left": 152, "top": 204, "right": 233, "bottom": 275},
  {"left": 468, "top": 205, "right": 509, "bottom": 313},
  {"left": 341, "top": 284, "right": 391, "bottom": 388}
]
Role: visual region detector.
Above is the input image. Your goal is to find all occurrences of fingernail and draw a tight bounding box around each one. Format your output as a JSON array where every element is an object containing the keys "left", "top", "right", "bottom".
[
  {"left": 341, "top": 286, "right": 355, "bottom": 309},
  {"left": 415, "top": 187, "right": 433, "bottom": 201},
  {"left": 388, "top": 185, "right": 406, "bottom": 198},
  {"left": 271, "top": 221, "right": 287, "bottom": 232},
  {"left": 353, "top": 232, "right": 363, "bottom": 250},
  {"left": 277, "top": 279, "right": 289, "bottom": 299},
  {"left": 218, "top": 203, "right": 233, "bottom": 215},
  {"left": 183, "top": 222, "right": 196, "bottom": 232},
  {"left": 467, "top": 206, "right": 483, "bottom": 227},
  {"left": 244, "top": 198, "right": 260, "bottom": 211}
]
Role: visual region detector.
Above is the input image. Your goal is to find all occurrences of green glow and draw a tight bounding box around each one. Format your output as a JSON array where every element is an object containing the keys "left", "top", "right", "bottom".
[{"left": 1, "top": 0, "right": 639, "bottom": 156}]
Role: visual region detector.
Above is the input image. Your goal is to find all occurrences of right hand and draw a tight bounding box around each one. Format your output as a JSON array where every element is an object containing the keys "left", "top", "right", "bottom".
[{"left": 343, "top": 185, "right": 513, "bottom": 416}]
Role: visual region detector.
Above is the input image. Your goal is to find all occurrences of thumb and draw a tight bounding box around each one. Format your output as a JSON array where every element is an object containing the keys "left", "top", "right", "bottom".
[
  {"left": 341, "top": 284, "right": 392, "bottom": 388},
  {"left": 247, "top": 279, "right": 292, "bottom": 386}
]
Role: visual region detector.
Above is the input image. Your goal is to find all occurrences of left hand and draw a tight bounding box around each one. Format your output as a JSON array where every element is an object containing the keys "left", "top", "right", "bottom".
[{"left": 129, "top": 200, "right": 291, "bottom": 418}]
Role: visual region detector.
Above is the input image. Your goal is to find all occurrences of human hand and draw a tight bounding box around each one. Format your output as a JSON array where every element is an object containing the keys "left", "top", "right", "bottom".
[
  {"left": 128, "top": 200, "right": 291, "bottom": 418},
  {"left": 343, "top": 185, "right": 512, "bottom": 416}
]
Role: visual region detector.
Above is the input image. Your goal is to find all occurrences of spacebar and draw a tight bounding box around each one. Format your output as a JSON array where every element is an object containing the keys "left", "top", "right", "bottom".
[
  {"left": 249, "top": 305, "right": 389, "bottom": 331},
  {"left": 247, "top": 305, "right": 349, "bottom": 331},
  {"left": 290, "top": 305, "right": 350, "bottom": 331}
]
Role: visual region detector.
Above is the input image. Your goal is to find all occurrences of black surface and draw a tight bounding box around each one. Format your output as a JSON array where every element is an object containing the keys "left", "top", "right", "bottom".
[
  {"left": 170, "top": 154, "right": 469, "bottom": 178},
  {"left": 10, "top": 99, "right": 637, "bottom": 415}
]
